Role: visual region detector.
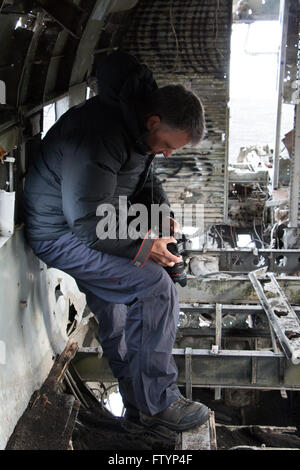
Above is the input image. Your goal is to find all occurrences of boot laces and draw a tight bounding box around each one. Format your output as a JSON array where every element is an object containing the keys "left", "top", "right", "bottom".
[{"left": 170, "top": 396, "right": 192, "bottom": 409}]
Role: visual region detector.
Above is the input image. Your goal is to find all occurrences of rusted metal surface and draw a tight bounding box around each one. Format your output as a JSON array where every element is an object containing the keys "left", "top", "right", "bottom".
[
  {"left": 177, "top": 275, "right": 300, "bottom": 305},
  {"left": 121, "top": 0, "right": 231, "bottom": 76},
  {"left": 248, "top": 271, "right": 300, "bottom": 365},
  {"left": 6, "top": 341, "right": 80, "bottom": 450},
  {"left": 44, "top": 340, "right": 79, "bottom": 391},
  {"left": 289, "top": 103, "right": 300, "bottom": 227},
  {"left": 216, "top": 423, "right": 300, "bottom": 450}
]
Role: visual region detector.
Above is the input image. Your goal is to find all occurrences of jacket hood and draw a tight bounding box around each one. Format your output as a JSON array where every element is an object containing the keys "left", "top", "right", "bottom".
[{"left": 96, "top": 51, "right": 158, "bottom": 154}]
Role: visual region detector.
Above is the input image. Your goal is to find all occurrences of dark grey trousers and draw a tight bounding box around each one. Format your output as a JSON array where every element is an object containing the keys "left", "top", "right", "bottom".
[{"left": 28, "top": 232, "right": 180, "bottom": 415}]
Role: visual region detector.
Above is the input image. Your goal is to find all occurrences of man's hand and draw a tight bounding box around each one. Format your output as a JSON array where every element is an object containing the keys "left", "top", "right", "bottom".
[{"left": 149, "top": 236, "right": 182, "bottom": 267}]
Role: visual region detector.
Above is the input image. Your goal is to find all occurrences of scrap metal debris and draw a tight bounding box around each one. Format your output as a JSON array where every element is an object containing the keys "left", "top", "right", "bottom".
[
  {"left": 5, "top": 340, "right": 176, "bottom": 451},
  {"left": 249, "top": 270, "right": 300, "bottom": 365},
  {"left": 6, "top": 340, "right": 80, "bottom": 450}
]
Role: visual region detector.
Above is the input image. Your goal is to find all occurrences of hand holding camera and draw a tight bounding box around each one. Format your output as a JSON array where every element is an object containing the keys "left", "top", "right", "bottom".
[
  {"left": 149, "top": 215, "right": 188, "bottom": 287},
  {"left": 165, "top": 235, "right": 187, "bottom": 287}
]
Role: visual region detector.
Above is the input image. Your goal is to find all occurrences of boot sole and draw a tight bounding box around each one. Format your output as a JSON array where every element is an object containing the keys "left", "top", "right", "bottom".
[
  {"left": 140, "top": 409, "right": 210, "bottom": 432},
  {"left": 121, "top": 418, "right": 178, "bottom": 443}
]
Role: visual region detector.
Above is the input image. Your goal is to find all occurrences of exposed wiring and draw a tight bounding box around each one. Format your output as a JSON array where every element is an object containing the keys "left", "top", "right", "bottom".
[
  {"left": 213, "top": 226, "right": 225, "bottom": 248},
  {"left": 270, "top": 222, "right": 278, "bottom": 249},
  {"left": 253, "top": 218, "right": 264, "bottom": 248}
]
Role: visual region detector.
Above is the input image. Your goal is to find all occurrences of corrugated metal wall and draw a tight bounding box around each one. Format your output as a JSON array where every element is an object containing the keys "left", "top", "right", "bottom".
[{"left": 120, "top": 0, "right": 232, "bottom": 229}]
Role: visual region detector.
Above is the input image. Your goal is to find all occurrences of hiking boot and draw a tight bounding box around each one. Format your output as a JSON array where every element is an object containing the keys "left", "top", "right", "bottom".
[
  {"left": 123, "top": 404, "right": 141, "bottom": 424},
  {"left": 139, "top": 396, "right": 210, "bottom": 432}
]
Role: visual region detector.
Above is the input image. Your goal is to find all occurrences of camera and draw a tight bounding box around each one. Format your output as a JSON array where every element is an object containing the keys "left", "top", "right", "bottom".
[{"left": 165, "top": 234, "right": 188, "bottom": 287}]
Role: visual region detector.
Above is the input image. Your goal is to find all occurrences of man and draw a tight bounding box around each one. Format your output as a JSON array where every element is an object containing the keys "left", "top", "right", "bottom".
[{"left": 23, "top": 51, "right": 209, "bottom": 431}]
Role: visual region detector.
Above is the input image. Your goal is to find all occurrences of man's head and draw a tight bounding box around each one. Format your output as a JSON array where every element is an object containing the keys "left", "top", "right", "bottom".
[{"left": 142, "top": 84, "right": 206, "bottom": 157}]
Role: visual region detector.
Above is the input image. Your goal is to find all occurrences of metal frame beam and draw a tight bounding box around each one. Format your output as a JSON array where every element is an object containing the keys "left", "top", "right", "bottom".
[
  {"left": 179, "top": 303, "right": 300, "bottom": 316},
  {"left": 273, "top": 0, "right": 290, "bottom": 189},
  {"left": 186, "top": 248, "right": 300, "bottom": 274},
  {"left": 249, "top": 271, "right": 300, "bottom": 365},
  {"left": 289, "top": 103, "right": 300, "bottom": 226},
  {"left": 173, "top": 348, "right": 300, "bottom": 390},
  {"left": 72, "top": 346, "right": 300, "bottom": 391}
]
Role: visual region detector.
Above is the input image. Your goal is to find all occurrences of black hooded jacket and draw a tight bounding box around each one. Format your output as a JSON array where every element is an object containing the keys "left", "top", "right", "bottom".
[{"left": 23, "top": 52, "right": 170, "bottom": 266}]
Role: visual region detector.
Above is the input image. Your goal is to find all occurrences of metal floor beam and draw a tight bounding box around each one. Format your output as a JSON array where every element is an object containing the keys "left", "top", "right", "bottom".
[
  {"left": 249, "top": 271, "right": 300, "bottom": 365},
  {"left": 72, "top": 346, "right": 300, "bottom": 391},
  {"left": 175, "top": 411, "right": 217, "bottom": 450},
  {"left": 186, "top": 248, "right": 300, "bottom": 274}
]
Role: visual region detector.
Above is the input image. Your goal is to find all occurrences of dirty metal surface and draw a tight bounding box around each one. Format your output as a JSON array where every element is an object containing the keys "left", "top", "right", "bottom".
[
  {"left": 186, "top": 248, "right": 300, "bottom": 274},
  {"left": 249, "top": 271, "right": 300, "bottom": 365},
  {"left": 175, "top": 411, "right": 217, "bottom": 450},
  {"left": 6, "top": 392, "right": 80, "bottom": 450},
  {"left": 0, "top": 229, "right": 64, "bottom": 450},
  {"left": 0, "top": 228, "right": 87, "bottom": 450},
  {"left": 174, "top": 348, "right": 300, "bottom": 391},
  {"left": 5, "top": 339, "right": 177, "bottom": 451},
  {"left": 72, "top": 344, "right": 300, "bottom": 392},
  {"left": 6, "top": 341, "right": 79, "bottom": 450},
  {"left": 216, "top": 424, "right": 300, "bottom": 450},
  {"left": 177, "top": 275, "right": 300, "bottom": 305}
]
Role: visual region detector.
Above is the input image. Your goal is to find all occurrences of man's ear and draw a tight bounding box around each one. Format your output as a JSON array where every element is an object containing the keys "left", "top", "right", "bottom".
[{"left": 146, "top": 115, "right": 161, "bottom": 131}]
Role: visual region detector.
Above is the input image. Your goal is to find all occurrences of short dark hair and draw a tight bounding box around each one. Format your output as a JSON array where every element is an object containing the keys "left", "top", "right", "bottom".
[{"left": 142, "top": 84, "right": 206, "bottom": 145}]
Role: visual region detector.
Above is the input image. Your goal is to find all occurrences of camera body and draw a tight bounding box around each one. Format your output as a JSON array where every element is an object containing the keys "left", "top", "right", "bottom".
[{"left": 165, "top": 234, "right": 188, "bottom": 287}]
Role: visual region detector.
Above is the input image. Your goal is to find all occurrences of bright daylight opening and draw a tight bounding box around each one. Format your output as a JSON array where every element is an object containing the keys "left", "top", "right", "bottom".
[
  {"left": 105, "top": 391, "right": 124, "bottom": 417},
  {"left": 237, "top": 233, "right": 255, "bottom": 248},
  {"left": 229, "top": 20, "right": 294, "bottom": 163}
]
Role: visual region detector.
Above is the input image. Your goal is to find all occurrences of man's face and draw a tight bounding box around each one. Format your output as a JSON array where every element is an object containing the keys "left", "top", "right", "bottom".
[{"left": 145, "top": 116, "right": 191, "bottom": 158}]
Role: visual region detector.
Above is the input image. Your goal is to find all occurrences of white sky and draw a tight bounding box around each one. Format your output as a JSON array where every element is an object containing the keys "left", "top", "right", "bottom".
[
  {"left": 229, "top": 21, "right": 294, "bottom": 161},
  {"left": 230, "top": 21, "right": 280, "bottom": 100}
]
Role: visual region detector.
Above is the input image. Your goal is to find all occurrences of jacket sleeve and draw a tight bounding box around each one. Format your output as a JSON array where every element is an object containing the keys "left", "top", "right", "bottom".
[{"left": 60, "top": 128, "right": 157, "bottom": 265}]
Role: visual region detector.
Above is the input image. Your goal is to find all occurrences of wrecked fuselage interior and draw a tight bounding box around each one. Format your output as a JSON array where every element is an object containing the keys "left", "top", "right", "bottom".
[{"left": 0, "top": 0, "right": 300, "bottom": 451}]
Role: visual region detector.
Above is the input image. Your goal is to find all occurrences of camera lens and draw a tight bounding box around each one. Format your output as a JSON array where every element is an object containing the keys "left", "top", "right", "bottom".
[{"left": 165, "top": 241, "right": 187, "bottom": 287}]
